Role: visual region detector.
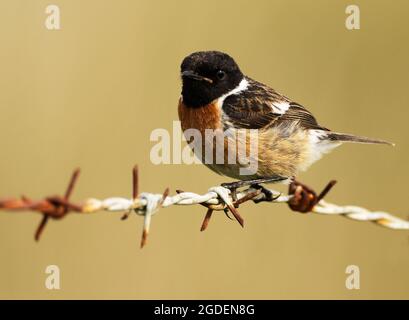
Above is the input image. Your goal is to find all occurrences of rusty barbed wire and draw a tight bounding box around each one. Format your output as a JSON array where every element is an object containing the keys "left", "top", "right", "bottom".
[{"left": 0, "top": 165, "right": 408, "bottom": 248}]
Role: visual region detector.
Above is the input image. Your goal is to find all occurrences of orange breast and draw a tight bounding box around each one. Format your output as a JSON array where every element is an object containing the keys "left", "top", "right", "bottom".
[{"left": 178, "top": 98, "right": 222, "bottom": 132}]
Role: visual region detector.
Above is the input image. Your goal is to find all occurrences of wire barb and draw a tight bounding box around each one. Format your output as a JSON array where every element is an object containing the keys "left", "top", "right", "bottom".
[{"left": 33, "top": 168, "right": 81, "bottom": 241}]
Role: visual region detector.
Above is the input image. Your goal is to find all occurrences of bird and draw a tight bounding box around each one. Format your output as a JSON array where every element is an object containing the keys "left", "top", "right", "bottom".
[{"left": 177, "top": 50, "right": 392, "bottom": 207}]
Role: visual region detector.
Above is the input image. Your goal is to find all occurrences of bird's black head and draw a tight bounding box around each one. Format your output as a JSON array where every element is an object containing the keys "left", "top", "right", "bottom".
[{"left": 180, "top": 51, "right": 244, "bottom": 108}]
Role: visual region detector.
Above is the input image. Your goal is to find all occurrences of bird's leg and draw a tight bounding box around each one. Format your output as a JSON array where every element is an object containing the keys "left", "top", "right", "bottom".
[
  {"left": 221, "top": 176, "right": 286, "bottom": 202},
  {"left": 221, "top": 176, "right": 286, "bottom": 190},
  {"left": 288, "top": 179, "right": 337, "bottom": 213}
]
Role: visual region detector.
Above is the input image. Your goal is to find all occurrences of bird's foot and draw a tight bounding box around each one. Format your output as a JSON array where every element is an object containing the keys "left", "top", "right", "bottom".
[
  {"left": 221, "top": 176, "right": 286, "bottom": 202},
  {"left": 250, "top": 184, "right": 281, "bottom": 203},
  {"left": 288, "top": 179, "right": 337, "bottom": 213}
]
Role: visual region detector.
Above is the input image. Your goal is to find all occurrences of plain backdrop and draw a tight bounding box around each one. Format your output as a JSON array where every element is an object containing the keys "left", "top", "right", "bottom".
[{"left": 0, "top": 0, "right": 408, "bottom": 299}]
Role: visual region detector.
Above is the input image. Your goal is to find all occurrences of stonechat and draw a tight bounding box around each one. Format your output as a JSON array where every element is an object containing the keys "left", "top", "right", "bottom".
[{"left": 178, "top": 51, "right": 392, "bottom": 202}]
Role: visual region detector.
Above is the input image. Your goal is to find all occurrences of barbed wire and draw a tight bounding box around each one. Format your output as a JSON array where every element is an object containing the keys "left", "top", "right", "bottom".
[{"left": 1, "top": 165, "right": 408, "bottom": 248}]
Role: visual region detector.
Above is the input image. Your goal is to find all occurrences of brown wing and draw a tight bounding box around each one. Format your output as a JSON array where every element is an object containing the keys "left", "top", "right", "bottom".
[{"left": 221, "top": 78, "right": 329, "bottom": 131}]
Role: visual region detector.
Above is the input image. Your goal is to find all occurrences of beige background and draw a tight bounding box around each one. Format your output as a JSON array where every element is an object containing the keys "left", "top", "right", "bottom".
[{"left": 0, "top": 0, "right": 408, "bottom": 299}]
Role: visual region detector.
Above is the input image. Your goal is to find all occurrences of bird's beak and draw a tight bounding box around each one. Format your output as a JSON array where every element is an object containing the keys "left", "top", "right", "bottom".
[{"left": 181, "top": 70, "right": 213, "bottom": 83}]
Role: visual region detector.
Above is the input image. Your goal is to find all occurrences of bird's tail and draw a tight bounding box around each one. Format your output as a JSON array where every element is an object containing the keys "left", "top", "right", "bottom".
[{"left": 327, "top": 132, "right": 395, "bottom": 146}]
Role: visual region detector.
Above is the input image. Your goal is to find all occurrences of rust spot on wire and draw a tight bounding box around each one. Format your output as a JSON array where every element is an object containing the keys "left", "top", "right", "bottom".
[
  {"left": 0, "top": 169, "right": 82, "bottom": 241},
  {"left": 288, "top": 179, "right": 337, "bottom": 213}
]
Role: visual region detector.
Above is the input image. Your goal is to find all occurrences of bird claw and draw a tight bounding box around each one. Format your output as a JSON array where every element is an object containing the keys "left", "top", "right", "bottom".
[{"left": 251, "top": 184, "right": 281, "bottom": 203}]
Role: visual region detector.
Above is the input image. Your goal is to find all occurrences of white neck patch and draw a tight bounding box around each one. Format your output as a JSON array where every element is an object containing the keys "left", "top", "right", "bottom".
[{"left": 217, "top": 78, "right": 249, "bottom": 107}]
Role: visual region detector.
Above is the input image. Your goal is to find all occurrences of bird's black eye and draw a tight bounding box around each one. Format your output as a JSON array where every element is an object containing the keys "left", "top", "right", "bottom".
[{"left": 216, "top": 70, "right": 226, "bottom": 80}]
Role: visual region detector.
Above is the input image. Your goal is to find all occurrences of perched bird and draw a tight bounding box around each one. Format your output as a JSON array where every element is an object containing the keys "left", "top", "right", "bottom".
[{"left": 178, "top": 51, "right": 392, "bottom": 195}]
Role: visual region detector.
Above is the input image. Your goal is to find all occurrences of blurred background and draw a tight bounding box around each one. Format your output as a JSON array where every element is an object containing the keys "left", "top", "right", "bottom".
[{"left": 0, "top": 0, "right": 408, "bottom": 299}]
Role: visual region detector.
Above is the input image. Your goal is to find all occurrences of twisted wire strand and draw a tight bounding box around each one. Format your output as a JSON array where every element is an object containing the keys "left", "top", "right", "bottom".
[
  {"left": 83, "top": 190, "right": 409, "bottom": 230},
  {"left": 1, "top": 166, "right": 408, "bottom": 248},
  {"left": 82, "top": 186, "right": 409, "bottom": 244}
]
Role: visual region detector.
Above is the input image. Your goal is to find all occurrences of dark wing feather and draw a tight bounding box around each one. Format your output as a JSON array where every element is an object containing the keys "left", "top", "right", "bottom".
[
  {"left": 222, "top": 78, "right": 328, "bottom": 131},
  {"left": 277, "top": 102, "right": 329, "bottom": 131}
]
